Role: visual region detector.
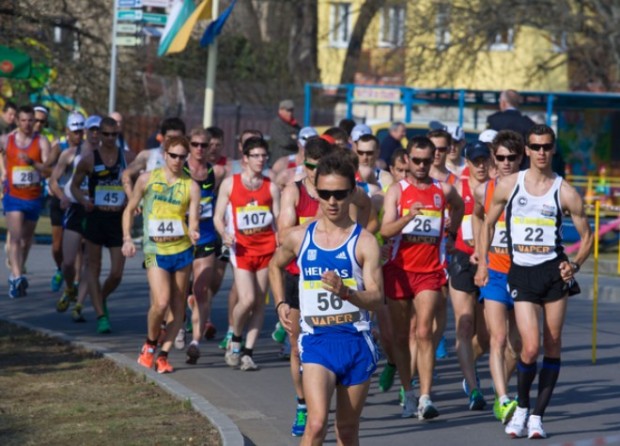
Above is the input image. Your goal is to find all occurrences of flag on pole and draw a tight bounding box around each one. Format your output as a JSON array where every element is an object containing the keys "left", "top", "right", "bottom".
[
  {"left": 166, "top": 0, "right": 213, "bottom": 55},
  {"left": 158, "top": 0, "right": 196, "bottom": 57},
  {"left": 200, "top": 0, "right": 237, "bottom": 47}
]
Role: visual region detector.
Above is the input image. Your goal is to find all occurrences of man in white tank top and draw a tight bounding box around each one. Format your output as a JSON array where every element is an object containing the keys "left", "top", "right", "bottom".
[{"left": 476, "top": 125, "right": 592, "bottom": 439}]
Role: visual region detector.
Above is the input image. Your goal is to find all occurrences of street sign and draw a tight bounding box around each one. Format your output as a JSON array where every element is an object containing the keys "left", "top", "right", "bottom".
[
  {"left": 142, "top": 0, "right": 170, "bottom": 7},
  {"left": 115, "top": 36, "right": 142, "bottom": 46},
  {"left": 117, "top": 23, "right": 139, "bottom": 34},
  {"left": 117, "top": 0, "right": 142, "bottom": 7},
  {"left": 117, "top": 9, "right": 143, "bottom": 21},
  {"left": 142, "top": 12, "right": 167, "bottom": 25}
]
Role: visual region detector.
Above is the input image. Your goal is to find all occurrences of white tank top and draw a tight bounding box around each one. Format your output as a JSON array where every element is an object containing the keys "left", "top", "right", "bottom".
[
  {"left": 146, "top": 148, "right": 165, "bottom": 172},
  {"left": 506, "top": 170, "right": 563, "bottom": 267},
  {"left": 63, "top": 145, "right": 89, "bottom": 203}
]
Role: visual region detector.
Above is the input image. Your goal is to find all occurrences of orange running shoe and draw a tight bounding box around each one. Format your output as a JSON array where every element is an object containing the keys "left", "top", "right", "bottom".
[
  {"left": 156, "top": 355, "right": 174, "bottom": 374},
  {"left": 137, "top": 343, "right": 156, "bottom": 369}
]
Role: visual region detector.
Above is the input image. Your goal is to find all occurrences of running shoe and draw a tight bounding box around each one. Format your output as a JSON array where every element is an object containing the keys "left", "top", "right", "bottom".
[
  {"left": 417, "top": 398, "right": 440, "bottom": 420},
  {"left": 16, "top": 276, "right": 28, "bottom": 297},
  {"left": 493, "top": 396, "right": 501, "bottom": 421},
  {"left": 435, "top": 335, "right": 448, "bottom": 359},
  {"left": 8, "top": 278, "right": 19, "bottom": 299},
  {"left": 51, "top": 269, "right": 64, "bottom": 292},
  {"left": 462, "top": 373, "right": 481, "bottom": 397},
  {"left": 500, "top": 399, "right": 518, "bottom": 425},
  {"left": 186, "top": 343, "right": 200, "bottom": 365},
  {"left": 399, "top": 386, "right": 405, "bottom": 406},
  {"left": 469, "top": 389, "right": 486, "bottom": 410},
  {"left": 56, "top": 288, "right": 76, "bottom": 313},
  {"left": 102, "top": 299, "right": 109, "bottom": 319},
  {"left": 71, "top": 303, "right": 86, "bottom": 322},
  {"left": 137, "top": 343, "right": 156, "bottom": 369},
  {"left": 97, "top": 316, "right": 111, "bottom": 334},
  {"left": 225, "top": 343, "right": 241, "bottom": 368},
  {"left": 240, "top": 355, "right": 259, "bottom": 371},
  {"left": 271, "top": 322, "right": 287, "bottom": 344},
  {"left": 174, "top": 328, "right": 186, "bottom": 350},
  {"left": 204, "top": 322, "right": 217, "bottom": 340},
  {"left": 527, "top": 415, "right": 547, "bottom": 439},
  {"left": 155, "top": 355, "right": 174, "bottom": 374},
  {"left": 379, "top": 363, "right": 397, "bottom": 392},
  {"left": 505, "top": 407, "right": 528, "bottom": 438},
  {"left": 291, "top": 404, "right": 307, "bottom": 437},
  {"left": 401, "top": 390, "right": 417, "bottom": 418},
  {"left": 218, "top": 331, "right": 233, "bottom": 350}
]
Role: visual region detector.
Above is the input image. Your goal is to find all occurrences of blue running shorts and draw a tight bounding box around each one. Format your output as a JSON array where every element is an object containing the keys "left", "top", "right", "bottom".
[{"left": 479, "top": 269, "right": 513, "bottom": 310}]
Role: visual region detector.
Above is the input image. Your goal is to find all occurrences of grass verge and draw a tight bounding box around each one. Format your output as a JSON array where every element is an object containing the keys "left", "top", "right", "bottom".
[{"left": 0, "top": 321, "right": 221, "bottom": 446}]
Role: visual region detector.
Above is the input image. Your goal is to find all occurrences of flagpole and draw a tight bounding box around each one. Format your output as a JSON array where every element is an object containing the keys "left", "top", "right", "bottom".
[
  {"left": 203, "top": 0, "right": 219, "bottom": 127},
  {"left": 108, "top": 0, "right": 119, "bottom": 114}
]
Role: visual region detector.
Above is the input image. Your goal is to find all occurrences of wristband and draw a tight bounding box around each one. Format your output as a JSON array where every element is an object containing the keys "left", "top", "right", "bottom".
[
  {"left": 275, "top": 301, "right": 287, "bottom": 312},
  {"left": 569, "top": 261, "right": 580, "bottom": 273}
]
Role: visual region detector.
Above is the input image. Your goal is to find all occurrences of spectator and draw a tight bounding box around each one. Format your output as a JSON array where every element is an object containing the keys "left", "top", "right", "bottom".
[
  {"left": 487, "top": 90, "right": 535, "bottom": 139},
  {"left": 338, "top": 118, "right": 356, "bottom": 137},
  {"left": 379, "top": 121, "right": 406, "bottom": 167},
  {"left": 269, "top": 99, "right": 301, "bottom": 166},
  {"left": 0, "top": 100, "right": 17, "bottom": 135}
]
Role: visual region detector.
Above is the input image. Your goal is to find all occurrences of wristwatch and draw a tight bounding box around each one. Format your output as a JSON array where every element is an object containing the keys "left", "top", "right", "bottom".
[{"left": 569, "top": 261, "right": 580, "bottom": 273}]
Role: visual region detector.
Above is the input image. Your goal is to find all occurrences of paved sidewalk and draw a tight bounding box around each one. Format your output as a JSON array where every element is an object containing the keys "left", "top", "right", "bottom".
[{"left": 1, "top": 245, "right": 620, "bottom": 446}]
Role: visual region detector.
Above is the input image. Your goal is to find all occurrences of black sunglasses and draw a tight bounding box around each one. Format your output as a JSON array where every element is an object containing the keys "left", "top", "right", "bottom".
[
  {"left": 495, "top": 154, "right": 518, "bottom": 162},
  {"left": 102, "top": 131, "right": 118, "bottom": 137},
  {"left": 410, "top": 156, "right": 433, "bottom": 166},
  {"left": 190, "top": 141, "right": 209, "bottom": 148},
  {"left": 356, "top": 150, "right": 374, "bottom": 156},
  {"left": 304, "top": 161, "right": 318, "bottom": 170},
  {"left": 167, "top": 152, "right": 188, "bottom": 160},
  {"left": 435, "top": 146, "right": 449, "bottom": 152},
  {"left": 35, "top": 119, "right": 47, "bottom": 124},
  {"left": 316, "top": 189, "right": 350, "bottom": 201},
  {"left": 528, "top": 143, "right": 553, "bottom": 152}
]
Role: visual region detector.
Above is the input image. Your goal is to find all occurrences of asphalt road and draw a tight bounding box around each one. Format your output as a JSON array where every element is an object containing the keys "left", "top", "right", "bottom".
[{"left": 1, "top": 245, "right": 619, "bottom": 446}]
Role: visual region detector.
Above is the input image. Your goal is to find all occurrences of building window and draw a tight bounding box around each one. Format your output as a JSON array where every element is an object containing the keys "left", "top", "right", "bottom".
[
  {"left": 435, "top": 3, "right": 450, "bottom": 51},
  {"left": 489, "top": 28, "right": 515, "bottom": 51},
  {"left": 378, "top": 5, "right": 405, "bottom": 48},
  {"left": 329, "top": 2, "right": 352, "bottom": 48}
]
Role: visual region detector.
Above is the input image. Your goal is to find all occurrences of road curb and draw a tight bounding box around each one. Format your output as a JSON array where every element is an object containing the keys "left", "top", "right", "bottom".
[{"left": 1, "top": 318, "right": 244, "bottom": 446}]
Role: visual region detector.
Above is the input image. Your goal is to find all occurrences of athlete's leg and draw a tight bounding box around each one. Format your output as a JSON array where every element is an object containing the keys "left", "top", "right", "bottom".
[
  {"left": 5, "top": 211, "right": 30, "bottom": 277},
  {"left": 21, "top": 219, "right": 37, "bottom": 269},
  {"left": 472, "top": 302, "right": 490, "bottom": 359},
  {"left": 433, "top": 287, "right": 448, "bottom": 348},
  {"left": 245, "top": 267, "right": 269, "bottom": 350},
  {"left": 485, "top": 300, "right": 510, "bottom": 398},
  {"left": 334, "top": 381, "right": 371, "bottom": 446},
  {"left": 413, "top": 289, "right": 441, "bottom": 397},
  {"left": 51, "top": 224, "right": 63, "bottom": 270},
  {"left": 450, "top": 286, "right": 479, "bottom": 392},
  {"left": 289, "top": 308, "right": 304, "bottom": 399},
  {"left": 101, "top": 247, "right": 125, "bottom": 302},
  {"left": 505, "top": 310, "right": 521, "bottom": 380},
  {"left": 514, "top": 301, "right": 540, "bottom": 409},
  {"left": 387, "top": 298, "right": 414, "bottom": 390},
  {"left": 85, "top": 240, "right": 105, "bottom": 316},
  {"left": 146, "top": 266, "right": 172, "bottom": 342},
  {"left": 161, "top": 264, "right": 192, "bottom": 354},
  {"left": 191, "top": 254, "right": 215, "bottom": 343},
  {"left": 376, "top": 305, "right": 395, "bottom": 363},
  {"left": 301, "top": 363, "right": 337, "bottom": 446},
  {"left": 61, "top": 230, "right": 82, "bottom": 288}
]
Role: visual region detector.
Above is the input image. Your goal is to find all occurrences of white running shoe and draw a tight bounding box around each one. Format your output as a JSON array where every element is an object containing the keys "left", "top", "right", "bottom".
[
  {"left": 240, "top": 355, "right": 259, "bottom": 371},
  {"left": 174, "top": 328, "right": 186, "bottom": 350},
  {"left": 225, "top": 342, "right": 241, "bottom": 367},
  {"left": 527, "top": 415, "right": 547, "bottom": 439},
  {"left": 401, "top": 390, "right": 417, "bottom": 418},
  {"left": 417, "top": 397, "right": 439, "bottom": 420},
  {"left": 505, "top": 407, "right": 528, "bottom": 438}
]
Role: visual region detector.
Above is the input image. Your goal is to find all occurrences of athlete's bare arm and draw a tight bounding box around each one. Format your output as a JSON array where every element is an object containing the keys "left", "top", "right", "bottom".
[
  {"left": 213, "top": 176, "right": 233, "bottom": 246},
  {"left": 70, "top": 152, "right": 95, "bottom": 212},
  {"left": 213, "top": 164, "right": 226, "bottom": 190},
  {"left": 121, "top": 172, "right": 149, "bottom": 258},
  {"left": 472, "top": 182, "right": 488, "bottom": 265},
  {"left": 25, "top": 135, "right": 52, "bottom": 178},
  {"left": 559, "top": 182, "right": 593, "bottom": 281},
  {"left": 188, "top": 180, "right": 201, "bottom": 244},
  {"left": 350, "top": 187, "right": 379, "bottom": 232},
  {"left": 49, "top": 149, "right": 73, "bottom": 207},
  {"left": 379, "top": 182, "right": 421, "bottom": 239},
  {"left": 277, "top": 182, "right": 301, "bottom": 242},
  {"left": 442, "top": 182, "right": 465, "bottom": 234},
  {"left": 270, "top": 180, "right": 281, "bottom": 232},
  {"left": 121, "top": 149, "right": 149, "bottom": 197},
  {"left": 475, "top": 173, "right": 518, "bottom": 286},
  {"left": 45, "top": 139, "right": 62, "bottom": 169},
  {"left": 0, "top": 135, "right": 6, "bottom": 182},
  {"left": 268, "top": 225, "right": 305, "bottom": 333}
]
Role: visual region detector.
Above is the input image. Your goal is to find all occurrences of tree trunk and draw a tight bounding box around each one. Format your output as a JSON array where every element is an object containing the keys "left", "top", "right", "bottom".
[
  {"left": 287, "top": 0, "right": 319, "bottom": 84},
  {"left": 339, "top": 0, "right": 387, "bottom": 85}
]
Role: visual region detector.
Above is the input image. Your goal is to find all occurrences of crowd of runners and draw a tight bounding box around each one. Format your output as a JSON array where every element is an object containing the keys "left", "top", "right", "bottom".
[{"left": 0, "top": 102, "right": 592, "bottom": 445}]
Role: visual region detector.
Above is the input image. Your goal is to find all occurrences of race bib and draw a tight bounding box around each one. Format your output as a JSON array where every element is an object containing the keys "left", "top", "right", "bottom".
[
  {"left": 402, "top": 209, "right": 442, "bottom": 238},
  {"left": 94, "top": 185, "right": 125, "bottom": 208},
  {"left": 12, "top": 166, "right": 40, "bottom": 187},
  {"left": 511, "top": 216, "right": 556, "bottom": 254},
  {"left": 491, "top": 221, "right": 508, "bottom": 251},
  {"left": 236, "top": 205, "right": 273, "bottom": 231},
  {"left": 199, "top": 197, "right": 213, "bottom": 220},
  {"left": 461, "top": 215, "right": 474, "bottom": 245},
  {"left": 148, "top": 219, "right": 185, "bottom": 238},
  {"left": 302, "top": 279, "right": 361, "bottom": 327}
]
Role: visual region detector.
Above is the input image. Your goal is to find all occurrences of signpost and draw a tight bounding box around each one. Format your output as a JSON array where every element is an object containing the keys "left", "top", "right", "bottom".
[
  {"left": 117, "top": 23, "right": 139, "bottom": 34},
  {"left": 142, "top": 12, "right": 167, "bottom": 25},
  {"left": 115, "top": 36, "right": 142, "bottom": 46}
]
